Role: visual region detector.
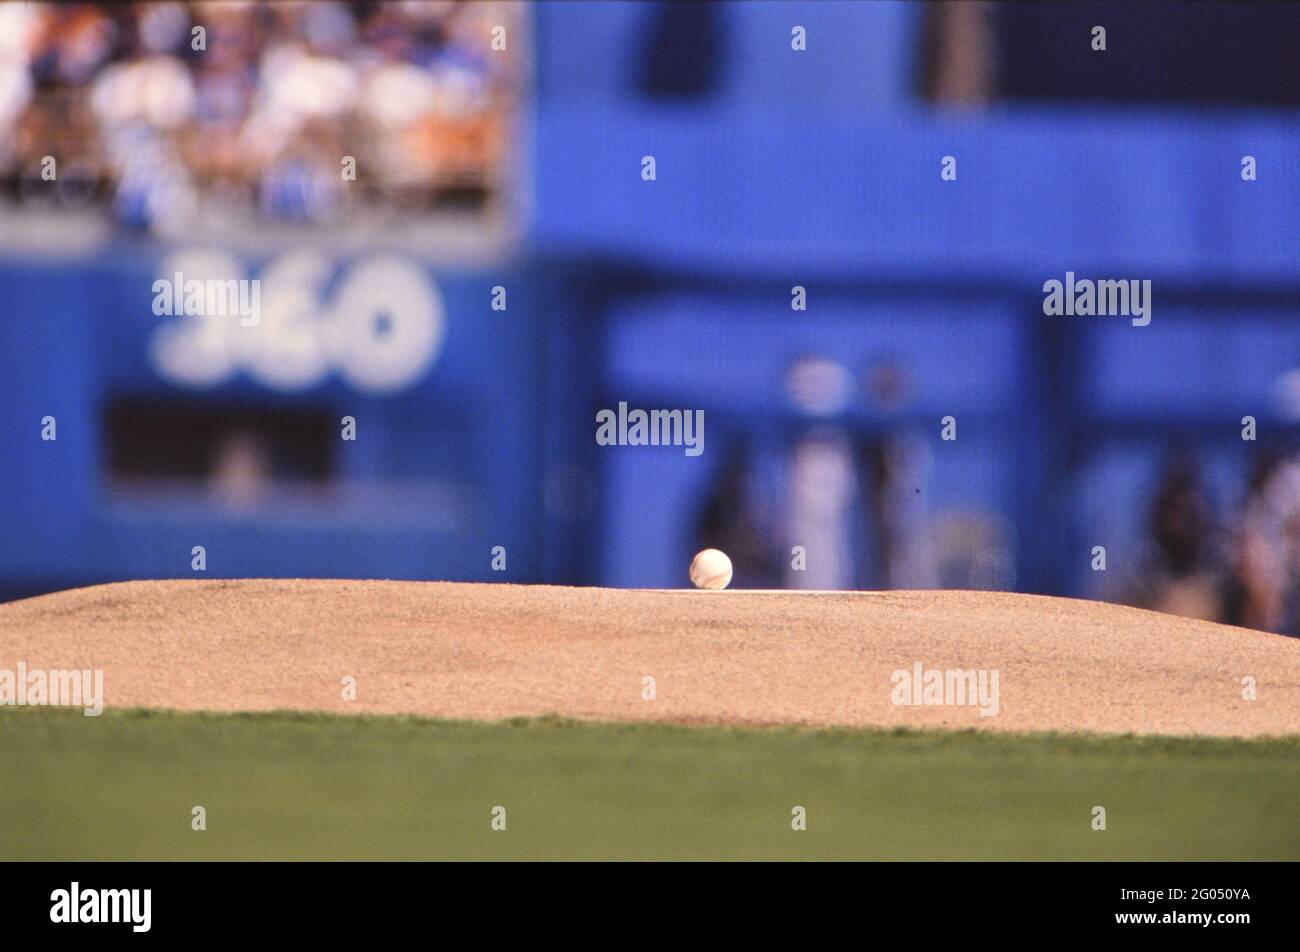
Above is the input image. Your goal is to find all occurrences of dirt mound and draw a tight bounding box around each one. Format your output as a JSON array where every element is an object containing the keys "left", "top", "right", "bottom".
[{"left": 1, "top": 580, "right": 1296, "bottom": 736}]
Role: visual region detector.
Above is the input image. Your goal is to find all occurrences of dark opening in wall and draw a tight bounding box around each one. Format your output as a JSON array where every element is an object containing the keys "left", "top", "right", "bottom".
[
  {"left": 993, "top": 0, "right": 1300, "bottom": 106},
  {"left": 637, "top": 0, "right": 728, "bottom": 100},
  {"left": 104, "top": 398, "right": 335, "bottom": 490}
]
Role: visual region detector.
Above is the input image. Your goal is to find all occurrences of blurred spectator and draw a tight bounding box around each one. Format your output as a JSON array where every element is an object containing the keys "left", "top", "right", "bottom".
[
  {"left": 696, "top": 441, "right": 781, "bottom": 589},
  {"left": 1128, "top": 451, "right": 1223, "bottom": 623},
  {"left": 863, "top": 431, "right": 938, "bottom": 590},
  {"left": 0, "top": 7, "right": 37, "bottom": 166},
  {"left": 785, "top": 430, "right": 857, "bottom": 591},
  {"left": 1224, "top": 449, "right": 1300, "bottom": 635}
]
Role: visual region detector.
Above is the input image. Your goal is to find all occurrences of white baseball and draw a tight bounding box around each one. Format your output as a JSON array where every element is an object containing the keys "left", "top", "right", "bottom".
[{"left": 689, "top": 548, "right": 733, "bottom": 590}]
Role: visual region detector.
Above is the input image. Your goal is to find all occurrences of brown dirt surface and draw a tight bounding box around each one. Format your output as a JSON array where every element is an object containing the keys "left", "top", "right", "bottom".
[{"left": 1, "top": 579, "right": 1297, "bottom": 736}]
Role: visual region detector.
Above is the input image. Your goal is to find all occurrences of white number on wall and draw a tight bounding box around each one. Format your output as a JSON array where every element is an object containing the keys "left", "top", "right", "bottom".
[{"left": 150, "top": 252, "right": 445, "bottom": 393}]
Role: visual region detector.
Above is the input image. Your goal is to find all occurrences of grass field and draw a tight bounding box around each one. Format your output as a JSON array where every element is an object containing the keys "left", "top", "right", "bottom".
[{"left": 2, "top": 708, "right": 1298, "bottom": 860}]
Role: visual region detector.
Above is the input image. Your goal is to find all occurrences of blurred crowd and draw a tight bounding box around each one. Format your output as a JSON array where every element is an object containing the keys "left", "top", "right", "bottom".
[
  {"left": 694, "top": 427, "right": 1300, "bottom": 636},
  {"left": 696, "top": 430, "right": 1013, "bottom": 596},
  {"left": 1132, "top": 447, "right": 1300, "bottom": 636},
  {"left": 0, "top": 1, "right": 517, "bottom": 229}
]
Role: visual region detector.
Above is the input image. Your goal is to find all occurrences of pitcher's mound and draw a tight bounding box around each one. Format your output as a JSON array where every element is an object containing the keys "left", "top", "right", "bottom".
[{"left": 2, "top": 580, "right": 1296, "bottom": 736}]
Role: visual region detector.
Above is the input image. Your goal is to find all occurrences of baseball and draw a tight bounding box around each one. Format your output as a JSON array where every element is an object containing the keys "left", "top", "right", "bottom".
[{"left": 689, "top": 548, "right": 733, "bottom": 590}]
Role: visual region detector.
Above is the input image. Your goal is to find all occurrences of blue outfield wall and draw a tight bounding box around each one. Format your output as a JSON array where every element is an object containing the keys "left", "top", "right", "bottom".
[
  {"left": 530, "top": 107, "right": 1300, "bottom": 285},
  {"left": 583, "top": 273, "right": 1300, "bottom": 595},
  {"left": 2, "top": 26, "right": 1299, "bottom": 599},
  {"left": 0, "top": 250, "right": 555, "bottom": 597},
  {"left": 531, "top": 0, "right": 919, "bottom": 112},
  {"left": 526, "top": 107, "right": 1300, "bottom": 593}
]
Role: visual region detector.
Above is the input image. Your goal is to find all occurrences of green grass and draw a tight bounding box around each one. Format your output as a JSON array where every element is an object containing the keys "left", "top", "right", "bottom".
[{"left": 1, "top": 708, "right": 1297, "bottom": 860}]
